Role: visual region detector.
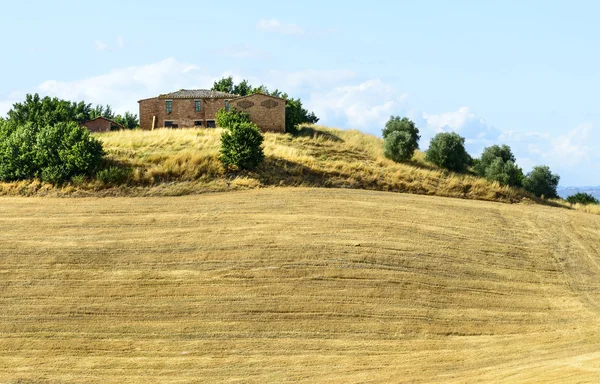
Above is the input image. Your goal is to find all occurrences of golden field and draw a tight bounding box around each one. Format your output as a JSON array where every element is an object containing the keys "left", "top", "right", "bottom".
[
  {"left": 2, "top": 188, "right": 600, "bottom": 383},
  {"left": 0, "top": 126, "right": 525, "bottom": 203}
]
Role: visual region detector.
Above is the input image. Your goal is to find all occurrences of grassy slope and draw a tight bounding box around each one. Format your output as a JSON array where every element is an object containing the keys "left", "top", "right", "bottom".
[
  {"left": 0, "top": 126, "right": 525, "bottom": 203},
  {"left": 2, "top": 188, "right": 600, "bottom": 383}
]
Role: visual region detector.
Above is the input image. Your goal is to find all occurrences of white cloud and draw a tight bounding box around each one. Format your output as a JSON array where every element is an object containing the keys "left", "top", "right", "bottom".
[
  {"left": 94, "top": 40, "right": 108, "bottom": 51},
  {"left": 257, "top": 19, "right": 305, "bottom": 35},
  {"left": 549, "top": 123, "right": 592, "bottom": 166},
  {"left": 116, "top": 36, "right": 125, "bottom": 49}
]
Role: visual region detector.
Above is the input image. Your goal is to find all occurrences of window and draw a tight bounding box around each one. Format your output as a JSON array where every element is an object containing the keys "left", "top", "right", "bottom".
[
  {"left": 194, "top": 120, "right": 203, "bottom": 127},
  {"left": 206, "top": 120, "right": 216, "bottom": 128},
  {"left": 195, "top": 100, "right": 201, "bottom": 112},
  {"left": 164, "top": 121, "right": 177, "bottom": 128},
  {"left": 225, "top": 100, "right": 230, "bottom": 111},
  {"left": 166, "top": 100, "right": 173, "bottom": 113}
]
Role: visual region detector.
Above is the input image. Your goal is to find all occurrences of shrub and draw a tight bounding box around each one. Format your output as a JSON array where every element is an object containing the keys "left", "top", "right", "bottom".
[
  {"left": 215, "top": 108, "right": 251, "bottom": 128},
  {"left": 384, "top": 131, "right": 417, "bottom": 162},
  {"left": 0, "top": 120, "right": 104, "bottom": 183},
  {"left": 220, "top": 122, "right": 264, "bottom": 170},
  {"left": 475, "top": 145, "right": 516, "bottom": 176},
  {"left": 382, "top": 116, "right": 420, "bottom": 144},
  {"left": 96, "top": 166, "right": 131, "bottom": 185},
  {"left": 566, "top": 192, "right": 599, "bottom": 205},
  {"left": 523, "top": 165, "right": 560, "bottom": 199},
  {"left": 425, "top": 132, "right": 470, "bottom": 172},
  {"left": 484, "top": 157, "right": 524, "bottom": 187}
]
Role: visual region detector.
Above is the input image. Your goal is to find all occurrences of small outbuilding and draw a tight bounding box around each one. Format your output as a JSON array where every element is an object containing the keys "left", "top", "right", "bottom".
[{"left": 82, "top": 117, "right": 124, "bottom": 133}]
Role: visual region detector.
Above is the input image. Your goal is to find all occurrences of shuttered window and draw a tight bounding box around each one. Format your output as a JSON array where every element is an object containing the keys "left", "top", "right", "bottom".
[
  {"left": 166, "top": 100, "right": 172, "bottom": 113},
  {"left": 195, "top": 100, "right": 201, "bottom": 112}
]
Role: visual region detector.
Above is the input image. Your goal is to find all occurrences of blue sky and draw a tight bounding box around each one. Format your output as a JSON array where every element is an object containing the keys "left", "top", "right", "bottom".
[{"left": 1, "top": 0, "right": 599, "bottom": 186}]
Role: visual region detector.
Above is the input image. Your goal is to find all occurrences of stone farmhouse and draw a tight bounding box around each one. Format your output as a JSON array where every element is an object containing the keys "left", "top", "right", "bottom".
[{"left": 138, "top": 89, "right": 286, "bottom": 132}]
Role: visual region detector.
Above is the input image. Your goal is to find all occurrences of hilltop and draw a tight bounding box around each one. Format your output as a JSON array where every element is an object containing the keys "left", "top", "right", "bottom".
[
  {"left": 2, "top": 188, "right": 600, "bottom": 383},
  {"left": 0, "top": 126, "right": 528, "bottom": 203}
]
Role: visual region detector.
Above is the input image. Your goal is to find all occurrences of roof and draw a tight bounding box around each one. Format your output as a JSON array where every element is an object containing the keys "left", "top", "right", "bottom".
[
  {"left": 83, "top": 116, "right": 125, "bottom": 128},
  {"left": 158, "top": 89, "right": 237, "bottom": 99},
  {"left": 229, "top": 92, "right": 287, "bottom": 102}
]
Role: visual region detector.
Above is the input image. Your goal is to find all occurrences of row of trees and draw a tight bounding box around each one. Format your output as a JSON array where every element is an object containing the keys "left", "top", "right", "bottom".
[
  {"left": 382, "top": 116, "right": 562, "bottom": 199},
  {"left": 8, "top": 94, "right": 139, "bottom": 129},
  {"left": 212, "top": 77, "right": 318, "bottom": 133}
]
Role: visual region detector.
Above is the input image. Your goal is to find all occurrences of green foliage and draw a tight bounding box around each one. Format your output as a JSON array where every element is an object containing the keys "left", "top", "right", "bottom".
[
  {"left": 7, "top": 93, "right": 92, "bottom": 128},
  {"left": 475, "top": 145, "right": 516, "bottom": 175},
  {"left": 0, "top": 120, "right": 104, "bottom": 183},
  {"left": 382, "top": 116, "right": 421, "bottom": 146},
  {"left": 425, "top": 132, "right": 470, "bottom": 172},
  {"left": 215, "top": 108, "right": 252, "bottom": 128},
  {"left": 566, "top": 192, "right": 599, "bottom": 205},
  {"left": 523, "top": 165, "right": 560, "bottom": 199},
  {"left": 220, "top": 122, "right": 264, "bottom": 170},
  {"left": 96, "top": 166, "right": 131, "bottom": 185},
  {"left": 90, "top": 104, "right": 115, "bottom": 120},
  {"left": 485, "top": 158, "right": 524, "bottom": 187},
  {"left": 211, "top": 77, "right": 319, "bottom": 134},
  {"left": 113, "top": 111, "right": 139, "bottom": 129},
  {"left": 384, "top": 131, "right": 417, "bottom": 162}
]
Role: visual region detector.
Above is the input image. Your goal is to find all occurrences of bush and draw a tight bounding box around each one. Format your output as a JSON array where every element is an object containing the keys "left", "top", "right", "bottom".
[
  {"left": 96, "top": 166, "right": 131, "bottom": 185},
  {"left": 0, "top": 120, "right": 104, "bottom": 183},
  {"left": 566, "top": 192, "right": 599, "bottom": 205},
  {"left": 523, "top": 165, "right": 560, "bottom": 199},
  {"left": 425, "top": 132, "right": 470, "bottom": 172},
  {"left": 215, "top": 108, "right": 251, "bottom": 128},
  {"left": 220, "top": 122, "right": 264, "bottom": 170},
  {"left": 384, "top": 130, "right": 417, "bottom": 162},
  {"left": 475, "top": 145, "right": 516, "bottom": 176},
  {"left": 484, "top": 157, "right": 524, "bottom": 187}
]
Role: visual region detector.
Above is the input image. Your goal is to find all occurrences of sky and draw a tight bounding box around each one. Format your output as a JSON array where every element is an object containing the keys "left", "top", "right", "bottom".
[{"left": 1, "top": 0, "right": 599, "bottom": 186}]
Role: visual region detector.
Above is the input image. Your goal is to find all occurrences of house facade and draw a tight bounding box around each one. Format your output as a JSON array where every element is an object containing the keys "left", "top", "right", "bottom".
[
  {"left": 138, "top": 89, "right": 286, "bottom": 132},
  {"left": 82, "top": 116, "right": 124, "bottom": 132}
]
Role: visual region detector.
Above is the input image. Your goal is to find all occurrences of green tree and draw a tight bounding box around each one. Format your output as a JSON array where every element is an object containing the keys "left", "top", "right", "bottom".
[
  {"left": 219, "top": 122, "right": 264, "bottom": 170},
  {"left": 425, "top": 132, "right": 471, "bottom": 172},
  {"left": 384, "top": 131, "right": 418, "bottom": 162},
  {"left": 566, "top": 192, "right": 599, "bottom": 205},
  {"left": 7, "top": 93, "right": 92, "bottom": 128},
  {"left": 233, "top": 80, "right": 253, "bottom": 96},
  {"left": 485, "top": 158, "right": 524, "bottom": 187},
  {"left": 475, "top": 145, "right": 516, "bottom": 176},
  {"left": 212, "top": 76, "right": 235, "bottom": 94},
  {"left": 216, "top": 108, "right": 252, "bottom": 128},
  {"left": 382, "top": 116, "right": 420, "bottom": 146},
  {"left": 523, "top": 165, "right": 560, "bottom": 199},
  {"left": 113, "top": 111, "right": 139, "bottom": 129}
]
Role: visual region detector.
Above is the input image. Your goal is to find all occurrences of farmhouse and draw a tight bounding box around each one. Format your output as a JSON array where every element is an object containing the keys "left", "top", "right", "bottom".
[
  {"left": 82, "top": 116, "right": 124, "bottom": 132},
  {"left": 138, "top": 89, "right": 286, "bottom": 132}
]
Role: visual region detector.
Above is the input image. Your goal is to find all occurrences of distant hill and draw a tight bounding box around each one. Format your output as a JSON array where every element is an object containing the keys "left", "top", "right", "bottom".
[{"left": 558, "top": 186, "right": 600, "bottom": 199}]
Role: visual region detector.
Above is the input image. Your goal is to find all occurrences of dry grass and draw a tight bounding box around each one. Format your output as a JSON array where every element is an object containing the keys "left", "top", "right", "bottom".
[
  {"left": 2, "top": 188, "right": 600, "bottom": 383},
  {"left": 0, "top": 126, "right": 526, "bottom": 203}
]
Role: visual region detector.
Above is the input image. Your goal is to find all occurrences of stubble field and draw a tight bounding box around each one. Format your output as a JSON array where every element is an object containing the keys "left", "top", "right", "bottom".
[{"left": 1, "top": 188, "right": 600, "bottom": 383}]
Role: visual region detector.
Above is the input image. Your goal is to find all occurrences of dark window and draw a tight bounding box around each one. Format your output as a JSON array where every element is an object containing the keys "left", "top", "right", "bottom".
[
  {"left": 207, "top": 120, "right": 216, "bottom": 128},
  {"left": 194, "top": 120, "right": 203, "bottom": 127},
  {"left": 164, "top": 121, "right": 174, "bottom": 128},
  {"left": 225, "top": 100, "right": 231, "bottom": 111},
  {"left": 166, "top": 100, "right": 172, "bottom": 113},
  {"left": 195, "top": 100, "right": 201, "bottom": 112}
]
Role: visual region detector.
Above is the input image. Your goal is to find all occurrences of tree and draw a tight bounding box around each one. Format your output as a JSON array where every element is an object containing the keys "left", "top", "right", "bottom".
[
  {"left": 7, "top": 93, "right": 92, "bottom": 128},
  {"left": 566, "top": 192, "right": 599, "bottom": 205},
  {"left": 523, "top": 165, "right": 560, "bottom": 199},
  {"left": 425, "top": 132, "right": 471, "bottom": 172},
  {"left": 219, "top": 122, "right": 264, "bottom": 170},
  {"left": 475, "top": 145, "right": 516, "bottom": 176},
  {"left": 113, "top": 111, "right": 139, "bottom": 129},
  {"left": 382, "top": 116, "right": 420, "bottom": 146},
  {"left": 212, "top": 76, "right": 235, "bottom": 94},
  {"left": 384, "top": 130, "right": 418, "bottom": 162},
  {"left": 233, "top": 80, "right": 252, "bottom": 96},
  {"left": 0, "top": 120, "right": 104, "bottom": 183},
  {"left": 485, "top": 158, "right": 524, "bottom": 187}
]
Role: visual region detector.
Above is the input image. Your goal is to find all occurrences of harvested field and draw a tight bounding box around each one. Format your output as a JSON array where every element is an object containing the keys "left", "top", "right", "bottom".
[{"left": 1, "top": 188, "right": 600, "bottom": 383}]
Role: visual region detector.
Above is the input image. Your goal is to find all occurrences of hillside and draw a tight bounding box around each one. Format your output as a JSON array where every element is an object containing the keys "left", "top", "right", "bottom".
[
  {"left": 2, "top": 188, "right": 600, "bottom": 383},
  {"left": 0, "top": 126, "right": 526, "bottom": 203}
]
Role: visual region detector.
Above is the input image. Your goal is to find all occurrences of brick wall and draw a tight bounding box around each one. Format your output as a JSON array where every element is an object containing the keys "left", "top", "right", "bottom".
[
  {"left": 138, "top": 97, "right": 228, "bottom": 130},
  {"left": 83, "top": 119, "right": 112, "bottom": 132},
  {"left": 229, "top": 94, "right": 286, "bottom": 133}
]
